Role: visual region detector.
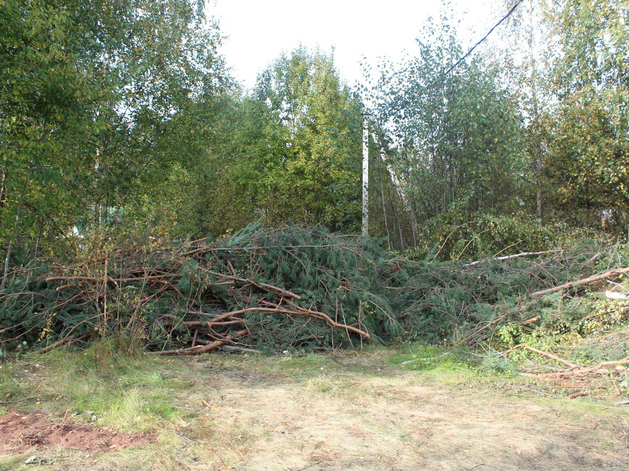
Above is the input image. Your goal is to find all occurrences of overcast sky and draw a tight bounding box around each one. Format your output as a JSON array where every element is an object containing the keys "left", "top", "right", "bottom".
[{"left": 207, "top": 0, "right": 499, "bottom": 89}]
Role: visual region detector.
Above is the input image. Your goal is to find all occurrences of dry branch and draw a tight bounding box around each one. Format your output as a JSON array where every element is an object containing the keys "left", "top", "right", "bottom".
[
  {"left": 177, "top": 319, "right": 246, "bottom": 328},
  {"left": 501, "top": 344, "right": 578, "bottom": 368},
  {"left": 156, "top": 329, "right": 249, "bottom": 355},
  {"left": 529, "top": 267, "right": 629, "bottom": 297},
  {"left": 199, "top": 268, "right": 302, "bottom": 299},
  {"left": 547, "top": 357, "right": 629, "bottom": 377},
  {"left": 464, "top": 250, "right": 563, "bottom": 266},
  {"left": 520, "top": 357, "right": 629, "bottom": 378},
  {"left": 219, "top": 345, "right": 261, "bottom": 354},
  {"left": 503, "top": 344, "right": 629, "bottom": 378},
  {"left": 46, "top": 273, "right": 181, "bottom": 289},
  {"left": 203, "top": 305, "right": 370, "bottom": 338}
]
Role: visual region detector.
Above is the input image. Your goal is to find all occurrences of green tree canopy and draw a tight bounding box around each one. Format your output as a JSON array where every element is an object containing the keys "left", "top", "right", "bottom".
[
  {"left": 368, "top": 12, "right": 525, "bottom": 226},
  {"left": 0, "top": 0, "right": 228, "bottom": 255},
  {"left": 543, "top": 0, "right": 629, "bottom": 232},
  {"left": 183, "top": 47, "right": 365, "bottom": 237},
  {"left": 250, "top": 47, "right": 365, "bottom": 231}
]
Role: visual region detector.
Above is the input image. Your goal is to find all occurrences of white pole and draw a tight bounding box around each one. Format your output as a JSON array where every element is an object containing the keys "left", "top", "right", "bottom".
[{"left": 362, "top": 114, "right": 369, "bottom": 236}]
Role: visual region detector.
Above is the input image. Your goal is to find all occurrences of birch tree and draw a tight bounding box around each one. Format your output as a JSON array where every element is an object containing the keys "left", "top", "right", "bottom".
[
  {"left": 1, "top": 0, "right": 228, "bottom": 277},
  {"left": 369, "top": 12, "right": 525, "bottom": 226},
  {"left": 219, "top": 47, "right": 364, "bottom": 233},
  {"left": 543, "top": 0, "right": 629, "bottom": 235}
]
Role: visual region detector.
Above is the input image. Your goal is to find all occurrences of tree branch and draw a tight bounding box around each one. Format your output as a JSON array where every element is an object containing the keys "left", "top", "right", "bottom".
[{"left": 529, "top": 267, "right": 629, "bottom": 297}]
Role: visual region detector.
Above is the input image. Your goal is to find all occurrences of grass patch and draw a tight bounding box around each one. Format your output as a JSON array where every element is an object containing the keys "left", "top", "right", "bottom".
[
  {"left": 0, "top": 455, "right": 25, "bottom": 471},
  {"left": 388, "top": 344, "right": 483, "bottom": 372},
  {"left": 1, "top": 339, "right": 192, "bottom": 432}
]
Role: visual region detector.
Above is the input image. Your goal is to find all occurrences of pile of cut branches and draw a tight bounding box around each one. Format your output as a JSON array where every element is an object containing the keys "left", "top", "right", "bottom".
[
  {"left": 2, "top": 223, "right": 629, "bottom": 356},
  {"left": 0, "top": 224, "right": 395, "bottom": 353}
]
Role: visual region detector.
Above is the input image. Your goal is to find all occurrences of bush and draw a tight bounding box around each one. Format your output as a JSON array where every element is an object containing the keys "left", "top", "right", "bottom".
[{"left": 407, "top": 212, "right": 554, "bottom": 262}]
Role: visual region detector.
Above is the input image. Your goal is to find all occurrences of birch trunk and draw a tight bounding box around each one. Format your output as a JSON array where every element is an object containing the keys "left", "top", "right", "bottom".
[
  {"left": 362, "top": 115, "right": 369, "bottom": 236},
  {"left": 1, "top": 171, "right": 31, "bottom": 292},
  {"left": 371, "top": 131, "right": 419, "bottom": 245}
]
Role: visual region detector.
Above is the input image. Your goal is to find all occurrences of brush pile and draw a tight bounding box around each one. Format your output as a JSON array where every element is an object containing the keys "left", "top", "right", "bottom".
[
  {"left": 1, "top": 223, "right": 628, "bottom": 355},
  {"left": 1, "top": 223, "right": 400, "bottom": 353}
]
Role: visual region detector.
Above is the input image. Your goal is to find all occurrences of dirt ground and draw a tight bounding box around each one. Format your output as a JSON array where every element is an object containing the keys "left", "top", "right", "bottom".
[
  {"left": 1, "top": 352, "right": 628, "bottom": 470},
  {"left": 181, "top": 356, "right": 629, "bottom": 471},
  {"left": 0, "top": 409, "right": 155, "bottom": 455}
]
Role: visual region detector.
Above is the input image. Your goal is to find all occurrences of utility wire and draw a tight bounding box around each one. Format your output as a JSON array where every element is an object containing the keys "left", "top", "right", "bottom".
[{"left": 444, "top": 0, "right": 525, "bottom": 75}]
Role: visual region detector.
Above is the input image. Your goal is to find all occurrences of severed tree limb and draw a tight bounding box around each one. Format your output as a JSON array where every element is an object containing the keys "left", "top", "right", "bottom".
[
  {"left": 209, "top": 305, "right": 370, "bottom": 338},
  {"left": 520, "top": 357, "right": 629, "bottom": 378},
  {"left": 464, "top": 250, "right": 563, "bottom": 267},
  {"left": 281, "top": 301, "right": 371, "bottom": 338},
  {"left": 219, "top": 345, "right": 261, "bottom": 354},
  {"left": 552, "top": 357, "right": 629, "bottom": 377},
  {"left": 198, "top": 268, "right": 301, "bottom": 300},
  {"left": 500, "top": 344, "right": 578, "bottom": 368},
  {"left": 174, "top": 319, "right": 245, "bottom": 327},
  {"left": 155, "top": 302, "right": 370, "bottom": 355},
  {"left": 46, "top": 274, "right": 181, "bottom": 289},
  {"left": 502, "top": 345, "right": 629, "bottom": 378},
  {"left": 529, "top": 267, "right": 629, "bottom": 298},
  {"left": 155, "top": 329, "right": 249, "bottom": 355},
  {"left": 204, "top": 319, "right": 245, "bottom": 326},
  {"left": 186, "top": 310, "right": 222, "bottom": 318},
  {"left": 566, "top": 357, "right": 629, "bottom": 376},
  {"left": 47, "top": 275, "right": 120, "bottom": 287}
]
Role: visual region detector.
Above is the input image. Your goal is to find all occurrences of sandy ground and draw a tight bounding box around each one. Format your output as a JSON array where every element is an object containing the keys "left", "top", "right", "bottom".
[
  {"left": 177, "top": 354, "right": 629, "bottom": 471},
  {"left": 1, "top": 352, "right": 628, "bottom": 470}
]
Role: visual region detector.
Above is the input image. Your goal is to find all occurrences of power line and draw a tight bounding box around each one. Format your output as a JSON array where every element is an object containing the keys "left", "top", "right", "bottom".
[{"left": 444, "top": 0, "right": 525, "bottom": 75}]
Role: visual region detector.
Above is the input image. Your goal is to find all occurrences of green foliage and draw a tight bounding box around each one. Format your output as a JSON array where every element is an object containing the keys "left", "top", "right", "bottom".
[
  {"left": 388, "top": 236, "right": 629, "bottom": 343},
  {"left": 1, "top": 0, "right": 230, "bottom": 270},
  {"left": 388, "top": 344, "right": 488, "bottom": 374},
  {"left": 542, "top": 0, "right": 629, "bottom": 233},
  {"left": 406, "top": 212, "right": 554, "bottom": 261},
  {"left": 2, "top": 221, "right": 628, "bottom": 357},
  {"left": 219, "top": 223, "right": 401, "bottom": 348},
  {"left": 219, "top": 47, "right": 364, "bottom": 233},
  {"left": 0, "top": 224, "right": 401, "bottom": 352},
  {"left": 367, "top": 9, "right": 525, "bottom": 230},
  {"left": 481, "top": 355, "right": 518, "bottom": 375},
  {"left": 496, "top": 294, "right": 629, "bottom": 355},
  {"left": 3, "top": 0, "right": 629, "bottom": 355},
  {"left": 134, "top": 47, "right": 365, "bottom": 240}
]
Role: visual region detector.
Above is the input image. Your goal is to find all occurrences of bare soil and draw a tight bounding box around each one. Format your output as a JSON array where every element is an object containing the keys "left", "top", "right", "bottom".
[
  {"left": 178, "top": 354, "right": 629, "bottom": 471},
  {"left": 1, "top": 351, "right": 628, "bottom": 470},
  {"left": 0, "top": 409, "right": 155, "bottom": 455}
]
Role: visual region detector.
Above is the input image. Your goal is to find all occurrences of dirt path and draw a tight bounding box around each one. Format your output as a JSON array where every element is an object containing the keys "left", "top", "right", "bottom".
[
  {"left": 176, "top": 354, "right": 629, "bottom": 471},
  {"left": 1, "top": 351, "right": 628, "bottom": 470}
]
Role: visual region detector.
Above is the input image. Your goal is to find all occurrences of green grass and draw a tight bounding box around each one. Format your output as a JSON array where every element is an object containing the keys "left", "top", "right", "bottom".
[
  {"left": 1, "top": 339, "right": 192, "bottom": 431},
  {"left": 387, "top": 344, "right": 484, "bottom": 372}
]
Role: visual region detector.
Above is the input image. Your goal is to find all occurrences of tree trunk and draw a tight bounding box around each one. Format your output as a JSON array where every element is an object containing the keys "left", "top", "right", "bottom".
[
  {"left": 362, "top": 115, "right": 369, "bottom": 236},
  {"left": 371, "top": 131, "right": 419, "bottom": 245},
  {"left": 1, "top": 171, "right": 31, "bottom": 292}
]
